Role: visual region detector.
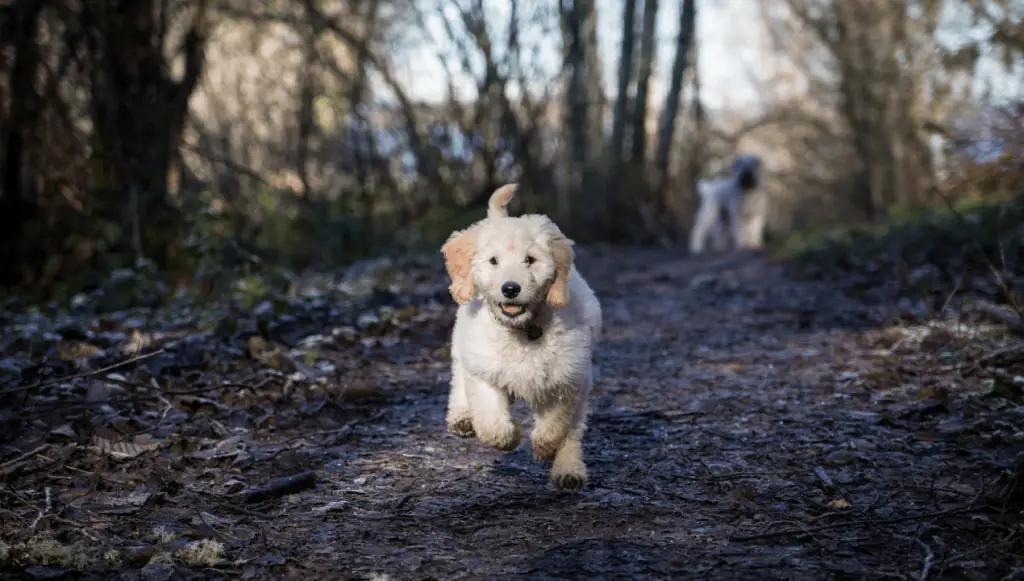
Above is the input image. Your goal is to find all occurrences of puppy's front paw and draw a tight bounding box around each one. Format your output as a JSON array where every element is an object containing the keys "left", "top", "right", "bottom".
[
  {"left": 447, "top": 417, "right": 475, "bottom": 438},
  {"left": 550, "top": 462, "right": 587, "bottom": 493},
  {"left": 476, "top": 420, "right": 522, "bottom": 452}
]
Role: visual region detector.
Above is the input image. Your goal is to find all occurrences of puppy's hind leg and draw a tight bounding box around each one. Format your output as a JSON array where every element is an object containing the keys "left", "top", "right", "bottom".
[
  {"left": 465, "top": 375, "right": 522, "bottom": 451},
  {"left": 726, "top": 195, "right": 744, "bottom": 251},
  {"left": 689, "top": 195, "right": 719, "bottom": 255},
  {"left": 446, "top": 361, "right": 475, "bottom": 438}
]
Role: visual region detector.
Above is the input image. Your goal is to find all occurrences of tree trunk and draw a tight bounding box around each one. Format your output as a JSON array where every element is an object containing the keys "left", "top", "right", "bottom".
[
  {"left": 653, "top": 0, "right": 696, "bottom": 191},
  {"left": 609, "top": 0, "right": 637, "bottom": 164},
  {"left": 83, "top": 0, "right": 209, "bottom": 266},
  {"left": 560, "top": 0, "right": 600, "bottom": 218},
  {"left": 580, "top": 0, "right": 605, "bottom": 160},
  {"left": 685, "top": 41, "right": 705, "bottom": 222},
  {"left": 0, "top": 0, "right": 46, "bottom": 287},
  {"left": 631, "top": 0, "right": 659, "bottom": 164}
]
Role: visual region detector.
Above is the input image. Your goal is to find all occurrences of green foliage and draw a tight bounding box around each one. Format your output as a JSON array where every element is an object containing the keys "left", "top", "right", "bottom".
[
  {"left": 780, "top": 196, "right": 1024, "bottom": 303},
  {"left": 228, "top": 183, "right": 404, "bottom": 271},
  {"left": 181, "top": 198, "right": 232, "bottom": 292}
]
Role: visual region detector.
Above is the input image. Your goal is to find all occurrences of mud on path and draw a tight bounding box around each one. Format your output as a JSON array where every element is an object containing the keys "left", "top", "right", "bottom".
[{"left": 2, "top": 248, "right": 1023, "bottom": 580}]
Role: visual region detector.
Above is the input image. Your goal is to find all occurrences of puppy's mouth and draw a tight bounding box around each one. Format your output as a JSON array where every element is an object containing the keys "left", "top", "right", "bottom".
[{"left": 499, "top": 303, "right": 527, "bottom": 318}]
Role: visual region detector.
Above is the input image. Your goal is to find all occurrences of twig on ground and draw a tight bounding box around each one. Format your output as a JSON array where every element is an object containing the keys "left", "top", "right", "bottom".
[
  {"left": 30, "top": 487, "right": 53, "bottom": 529},
  {"left": 731, "top": 503, "right": 977, "bottom": 542},
  {"left": 970, "top": 300, "right": 1024, "bottom": 334},
  {"left": 937, "top": 278, "right": 962, "bottom": 317},
  {"left": 940, "top": 529, "right": 1019, "bottom": 576},
  {"left": 271, "top": 424, "right": 358, "bottom": 448},
  {"left": 218, "top": 505, "right": 272, "bottom": 519},
  {"left": 974, "top": 342, "right": 1024, "bottom": 366},
  {"left": 114, "top": 395, "right": 174, "bottom": 444},
  {"left": 961, "top": 342, "right": 1024, "bottom": 376},
  {"left": 21, "top": 384, "right": 234, "bottom": 411},
  {"left": 897, "top": 534, "right": 935, "bottom": 581},
  {"left": 243, "top": 471, "right": 317, "bottom": 504},
  {"left": 0, "top": 349, "right": 166, "bottom": 396},
  {"left": 46, "top": 514, "right": 102, "bottom": 543},
  {"left": 194, "top": 509, "right": 233, "bottom": 544},
  {"left": 813, "top": 466, "right": 835, "bottom": 490},
  {"left": 0, "top": 444, "right": 52, "bottom": 476}
]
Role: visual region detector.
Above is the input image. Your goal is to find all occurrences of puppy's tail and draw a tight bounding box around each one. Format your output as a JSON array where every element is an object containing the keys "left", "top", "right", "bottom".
[{"left": 487, "top": 184, "right": 518, "bottom": 218}]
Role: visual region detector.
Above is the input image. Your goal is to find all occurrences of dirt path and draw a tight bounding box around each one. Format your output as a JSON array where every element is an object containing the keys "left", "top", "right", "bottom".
[
  {"left": 247, "top": 249, "right": 1015, "bottom": 580},
  {"left": 2, "top": 248, "right": 1021, "bottom": 580}
]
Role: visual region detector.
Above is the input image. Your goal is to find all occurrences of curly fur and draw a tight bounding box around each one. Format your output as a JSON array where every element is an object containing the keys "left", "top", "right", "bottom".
[
  {"left": 440, "top": 184, "right": 602, "bottom": 492},
  {"left": 690, "top": 154, "right": 766, "bottom": 254}
]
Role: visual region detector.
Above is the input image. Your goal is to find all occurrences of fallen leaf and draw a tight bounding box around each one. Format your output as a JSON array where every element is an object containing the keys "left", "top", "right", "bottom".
[
  {"left": 278, "top": 351, "right": 324, "bottom": 380},
  {"left": 192, "top": 436, "right": 247, "bottom": 461},
  {"left": 814, "top": 466, "right": 835, "bottom": 489},
  {"left": 313, "top": 500, "right": 347, "bottom": 514},
  {"left": 223, "top": 479, "right": 247, "bottom": 494},
  {"left": 57, "top": 341, "right": 105, "bottom": 361},
  {"left": 92, "top": 490, "right": 153, "bottom": 512},
  {"left": 90, "top": 434, "right": 162, "bottom": 461},
  {"left": 49, "top": 424, "right": 77, "bottom": 439}
]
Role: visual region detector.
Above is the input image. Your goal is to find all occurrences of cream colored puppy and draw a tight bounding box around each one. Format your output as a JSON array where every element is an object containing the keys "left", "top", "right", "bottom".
[{"left": 440, "top": 184, "right": 602, "bottom": 492}]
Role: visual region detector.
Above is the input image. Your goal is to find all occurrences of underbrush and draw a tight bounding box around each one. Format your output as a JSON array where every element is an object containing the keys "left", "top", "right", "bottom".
[{"left": 779, "top": 195, "right": 1024, "bottom": 316}]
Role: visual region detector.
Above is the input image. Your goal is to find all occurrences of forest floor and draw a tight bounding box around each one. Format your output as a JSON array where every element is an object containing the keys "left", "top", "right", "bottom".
[{"left": 1, "top": 245, "right": 1023, "bottom": 581}]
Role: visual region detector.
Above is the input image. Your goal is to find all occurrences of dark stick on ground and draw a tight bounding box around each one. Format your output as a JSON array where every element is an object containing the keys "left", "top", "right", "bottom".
[{"left": 243, "top": 471, "right": 318, "bottom": 504}]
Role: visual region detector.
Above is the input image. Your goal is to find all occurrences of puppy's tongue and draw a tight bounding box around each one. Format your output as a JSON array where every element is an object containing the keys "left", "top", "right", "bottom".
[{"left": 501, "top": 305, "right": 525, "bottom": 315}]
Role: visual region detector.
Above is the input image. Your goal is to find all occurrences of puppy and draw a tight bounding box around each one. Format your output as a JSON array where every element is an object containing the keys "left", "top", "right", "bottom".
[
  {"left": 689, "top": 154, "right": 764, "bottom": 254},
  {"left": 440, "top": 184, "right": 602, "bottom": 492}
]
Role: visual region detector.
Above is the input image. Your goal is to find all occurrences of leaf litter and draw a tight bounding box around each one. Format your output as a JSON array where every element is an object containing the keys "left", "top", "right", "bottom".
[{"left": 0, "top": 248, "right": 1022, "bottom": 580}]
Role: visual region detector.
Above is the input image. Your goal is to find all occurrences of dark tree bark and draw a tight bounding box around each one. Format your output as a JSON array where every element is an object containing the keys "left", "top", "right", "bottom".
[
  {"left": 653, "top": 0, "right": 696, "bottom": 190},
  {"left": 686, "top": 42, "right": 705, "bottom": 203},
  {"left": 609, "top": 0, "right": 638, "bottom": 164},
  {"left": 0, "top": 0, "right": 46, "bottom": 287},
  {"left": 560, "top": 0, "right": 603, "bottom": 229},
  {"left": 631, "top": 0, "right": 659, "bottom": 164},
  {"left": 83, "top": 0, "right": 209, "bottom": 266}
]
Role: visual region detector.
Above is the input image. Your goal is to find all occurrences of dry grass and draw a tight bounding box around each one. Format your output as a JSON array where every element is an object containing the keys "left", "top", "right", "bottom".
[
  {"left": 151, "top": 525, "right": 177, "bottom": 544},
  {"left": 176, "top": 539, "right": 225, "bottom": 567},
  {"left": 0, "top": 535, "right": 96, "bottom": 570}
]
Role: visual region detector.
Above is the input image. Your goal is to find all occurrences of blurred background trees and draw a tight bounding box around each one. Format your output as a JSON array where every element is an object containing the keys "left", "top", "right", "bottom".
[{"left": 0, "top": 0, "right": 1021, "bottom": 297}]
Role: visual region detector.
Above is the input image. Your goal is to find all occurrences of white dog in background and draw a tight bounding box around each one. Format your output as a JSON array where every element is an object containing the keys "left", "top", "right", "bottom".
[
  {"left": 440, "top": 184, "right": 602, "bottom": 492},
  {"left": 689, "top": 154, "right": 766, "bottom": 254}
]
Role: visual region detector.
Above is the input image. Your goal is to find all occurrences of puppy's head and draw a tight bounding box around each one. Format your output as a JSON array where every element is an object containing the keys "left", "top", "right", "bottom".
[
  {"left": 440, "top": 186, "right": 574, "bottom": 329},
  {"left": 731, "top": 154, "right": 762, "bottom": 191}
]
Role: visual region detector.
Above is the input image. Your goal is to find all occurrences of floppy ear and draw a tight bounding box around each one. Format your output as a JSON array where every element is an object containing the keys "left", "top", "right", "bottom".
[
  {"left": 440, "top": 227, "right": 478, "bottom": 305},
  {"left": 546, "top": 230, "right": 574, "bottom": 308}
]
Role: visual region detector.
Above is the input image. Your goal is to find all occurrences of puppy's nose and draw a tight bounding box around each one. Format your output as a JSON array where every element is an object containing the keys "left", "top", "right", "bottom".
[{"left": 501, "top": 281, "right": 521, "bottom": 298}]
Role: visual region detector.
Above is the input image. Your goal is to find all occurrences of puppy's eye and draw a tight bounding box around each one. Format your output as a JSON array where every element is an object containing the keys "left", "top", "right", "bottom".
[
  {"left": 524, "top": 256, "right": 535, "bottom": 265},
  {"left": 489, "top": 257, "right": 498, "bottom": 266}
]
